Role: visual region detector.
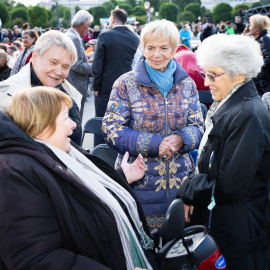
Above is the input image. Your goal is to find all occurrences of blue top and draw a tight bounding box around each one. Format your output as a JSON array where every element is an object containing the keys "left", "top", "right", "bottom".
[{"left": 179, "top": 29, "right": 190, "bottom": 46}]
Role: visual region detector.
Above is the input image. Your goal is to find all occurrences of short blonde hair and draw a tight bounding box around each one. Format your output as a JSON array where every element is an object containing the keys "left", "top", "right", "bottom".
[
  {"left": 5, "top": 87, "right": 72, "bottom": 138},
  {"left": 34, "top": 30, "right": 78, "bottom": 66},
  {"left": 250, "top": 14, "right": 270, "bottom": 32},
  {"left": 0, "top": 49, "right": 11, "bottom": 69},
  {"left": 140, "top": 20, "right": 180, "bottom": 50}
]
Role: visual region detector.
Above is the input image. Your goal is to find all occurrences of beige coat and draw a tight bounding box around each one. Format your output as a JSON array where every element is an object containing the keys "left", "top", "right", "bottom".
[{"left": 0, "top": 63, "right": 82, "bottom": 110}]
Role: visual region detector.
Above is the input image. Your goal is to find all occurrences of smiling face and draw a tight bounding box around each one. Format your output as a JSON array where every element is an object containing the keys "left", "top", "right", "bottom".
[
  {"left": 144, "top": 38, "right": 176, "bottom": 72},
  {"left": 37, "top": 104, "right": 76, "bottom": 153},
  {"left": 32, "top": 46, "right": 72, "bottom": 88},
  {"left": 23, "top": 33, "right": 36, "bottom": 49},
  {"left": 203, "top": 66, "right": 240, "bottom": 101}
]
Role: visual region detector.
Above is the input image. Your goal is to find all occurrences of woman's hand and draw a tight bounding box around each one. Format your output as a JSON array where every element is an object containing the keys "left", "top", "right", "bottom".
[
  {"left": 243, "top": 27, "right": 250, "bottom": 36},
  {"left": 160, "top": 134, "right": 183, "bottom": 160},
  {"left": 184, "top": 204, "right": 194, "bottom": 223},
  {"left": 159, "top": 140, "right": 176, "bottom": 160},
  {"left": 121, "top": 152, "right": 146, "bottom": 184}
]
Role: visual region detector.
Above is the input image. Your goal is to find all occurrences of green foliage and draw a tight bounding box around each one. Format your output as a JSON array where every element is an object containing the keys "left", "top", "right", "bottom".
[
  {"left": 212, "top": 3, "right": 232, "bottom": 23},
  {"left": 136, "top": 15, "right": 146, "bottom": 25},
  {"left": 13, "top": 17, "right": 24, "bottom": 27},
  {"left": 261, "top": 0, "right": 270, "bottom": 5},
  {"left": 0, "top": 1, "right": 10, "bottom": 24},
  {"left": 203, "top": 11, "right": 212, "bottom": 19},
  {"left": 173, "top": 0, "right": 198, "bottom": 12},
  {"left": 75, "top": 5, "right": 81, "bottom": 13},
  {"left": 64, "top": 8, "right": 71, "bottom": 22},
  {"left": 47, "top": 9, "right": 53, "bottom": 21},
  {"left": 15, "top": 2, "right": 27, "bottom": 9},
  {"left": 182, "top": 10, "right": 196, "bottom": 22},
  {"left": 201, "top": 6, "right": 209, "bottom": 14},
  {"left": 47, "top": 17, "right": 58, "bottom": 28},
  {"left": 11, "top": 8, "right": 28, "bottom": 21},
  {"left": 2, "top": 0, "right": 15, "bottom": 11},
  {"left": 149, "top": 0, "right": 160, "bottom": 13},
  {"left": 118, "top": 3, "right": 133, "bottom": 15},
  {"left": 28, "top": 6, "right": 49, "bottom": 28},
  {"left": 61, "top": 19, "right": 69, "bottom": 28},
  {"left": 250, "top": 2, "right": 263, "bottom": 8},
  {"left": 231, "top": 4, "right": 250, "bottom": 19},
  {"left": 127, "top": 0, "right": 137, "bottom": 7},
  {"left": 92, "top": 6, "right": 109, "bottom": 26},
  {"left": 51, "top": 4, "right": 65, "bottom": 18},
  {"left": 184, "top": 3, "right": 201, "bottom": 21},
  {"left": 133, "top": 6, "right": 145, "bottom": 16},
  {"left": 102, "top": 1, "right": 115, "bottom": 13},
  {"left": 159, "top": 3, "right": 178, "bottom": 22},
  {"left": 201, "top": 16, "right": 208, "bottom": 23}
]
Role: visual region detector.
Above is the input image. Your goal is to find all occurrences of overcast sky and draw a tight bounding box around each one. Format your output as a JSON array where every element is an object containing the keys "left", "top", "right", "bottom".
[{"left": 15, "top": 0, "right": 47, "bottom": 6}]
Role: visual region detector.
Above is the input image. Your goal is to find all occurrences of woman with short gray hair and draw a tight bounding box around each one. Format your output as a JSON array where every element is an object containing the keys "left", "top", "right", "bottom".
[
  {"left": 178, "top": 34, "right": 270, "bottom": 270},
  {"left": 0, "top": 30, "right": 83, "bottom": 146}
]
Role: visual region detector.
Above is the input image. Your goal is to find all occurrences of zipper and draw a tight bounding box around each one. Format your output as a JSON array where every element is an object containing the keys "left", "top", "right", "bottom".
[{"left": 165, "top": 97, "right": 170, "bottom": 209}]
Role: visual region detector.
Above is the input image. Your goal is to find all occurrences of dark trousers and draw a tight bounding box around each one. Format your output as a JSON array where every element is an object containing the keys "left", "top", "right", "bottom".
[
  {"left": 94, "top": 93, "right": 110, "bottom": 147},
  {"left": 80, "top": 95, "right": 86, "bottom": 118}
]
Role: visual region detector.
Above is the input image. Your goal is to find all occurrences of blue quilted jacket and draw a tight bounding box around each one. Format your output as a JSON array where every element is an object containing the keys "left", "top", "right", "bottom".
[{"left": 102, "top": 57, "right": 204, "bottom": 232}]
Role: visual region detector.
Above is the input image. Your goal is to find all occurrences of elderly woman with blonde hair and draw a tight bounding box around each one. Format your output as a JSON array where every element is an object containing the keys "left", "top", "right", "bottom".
[
  {"left": 0, "top": 49, "right": 12, "bottom": 81},
  {"left": 0, "top": 86, "right": 158, "bottom": 270},
  {"left": 102, "top": 20, "right": 204, "bottom": 233},
  {"left": 178, "top": 34, "right": 270, "bottom": 270},
  {"left": 0, "top": 30, "right": 83, "bottom": 146}
]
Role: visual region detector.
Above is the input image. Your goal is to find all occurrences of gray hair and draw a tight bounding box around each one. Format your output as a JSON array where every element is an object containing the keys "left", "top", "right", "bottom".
[
  {"left": 34, "top": 30, "right": 77, "bottom": 66},
  {"left": 71, "top": 10, "right": 93, "bottom": 27},
  {"left": 196, "top": 34, "right": 264, "bottom": 82}
]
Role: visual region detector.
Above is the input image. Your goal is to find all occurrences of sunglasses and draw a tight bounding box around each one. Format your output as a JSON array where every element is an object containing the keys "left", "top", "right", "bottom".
[{"left": 200, "top": 71, "right": 225, "bottom": 82}]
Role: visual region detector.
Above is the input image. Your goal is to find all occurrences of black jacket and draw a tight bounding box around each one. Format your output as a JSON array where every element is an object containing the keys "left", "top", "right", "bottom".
[
  {"left": 92, "top": 27, "right": 140, "bottom": 96},
  {"left": 254, "top": 30, "right": 270, "bottom": 94},
  {"left": 0, "top": 110, "right": 157, "bottom": 270},
  {"left": 0, "top": 67, "right": 11, "bottom": 82},
  {"left": 201, "top": 26, "right": 212, "bottom": 41},
  {"left": 178, "top": 81, "right": 270, "bottom": 264}
]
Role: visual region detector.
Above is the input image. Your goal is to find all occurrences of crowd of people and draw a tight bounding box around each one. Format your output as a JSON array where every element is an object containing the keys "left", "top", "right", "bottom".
[{"left": 0, "top": 7, "right": 270, "bottom": 270}]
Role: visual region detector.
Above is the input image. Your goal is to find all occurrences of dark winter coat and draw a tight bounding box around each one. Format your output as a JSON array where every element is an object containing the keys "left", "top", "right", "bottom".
[
  {"left": 178, "top": 80, "right": 270, "bottom": 268},
  {"left": 254, "top": 30, "right": 270, "bottom": 95},
  {"left": 0, "top": 67, "right": 11, "bottom": 82},
  {"left": 0, "top": 110, "right": 156, "bottom": 270}
]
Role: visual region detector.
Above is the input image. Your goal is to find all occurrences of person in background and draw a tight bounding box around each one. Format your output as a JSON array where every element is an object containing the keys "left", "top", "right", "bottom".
[
  {"left": 102, "top": 20, "right": 203, "bottom": 233},
  {"left": 34, "top": 27, "right": 42, "bottom": 36},
  {"left": 87, "top": 39, "right": 97, "bottom": 63},
  {"left": 65, "top": 10, "right": 93, "bottom": 118},
  {"left": 93, "top": 25, "right": 101, "bottom": 39},
  {"left": 12, "top": 40, "right": 22, "bottom": 51},
  {"left": 218, "top": 22, "right": 227, "bottom": 34},
  {"left": 0, "top": 29, "right": 6, "bottom": 43},
  {"left": 192, "top": 24, "right": 201, "bottom": 40},
  {"left": 10, "top": 30, "right": 39, "bottom": 76},
  {"left": 235, "top": 16, "right": 245, "bottom": 34},
  {"left": 12, "top": 25, "right": 18, "bottom": 37},
  {"left": 21, "top": 23, "right": 30, "bottom": 37},
  {"left": 178, "top": 34, "right": 270, "bottom": 270},
  {"left": 0, "top": 49, "right": 11, "bottom": 81},
  {"left": 225, "top": 20, "right": 235, "bottom": 35},
  {"left": 3, "top": 38, "right": 10, "bottom": 45},
  {"left": 243, "top": 14, "right": 270, "bottom": 95},
  {"left": 179, "top": 25, "right": 190, "bottom": 47},
  {"left": 201, "top": 20, "right": 214, "bottom": 41},
  {"left": 0, "top": 30, "right": 83, "bottom": 146},
  {"left": 83, "top": 29, "right": 93, "bottom": 44},
  {"left": 7, "top": 45, "right": 17, "bottom": 67},
  {"left": 13, "top": 28, "right": 22, "bottom": 40},
  {"left": 6, "top": 29, "right": 13, "bottom": 43}
]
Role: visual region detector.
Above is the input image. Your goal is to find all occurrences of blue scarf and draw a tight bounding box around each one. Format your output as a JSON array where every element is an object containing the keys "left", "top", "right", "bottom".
[{"left": 144, "top": 59, "right": 176, "bottom": 98}]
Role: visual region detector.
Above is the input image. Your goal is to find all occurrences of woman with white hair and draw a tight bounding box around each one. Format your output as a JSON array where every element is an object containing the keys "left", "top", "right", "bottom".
[
  {"left": 244, "top": 14, "right": 270, "bottom": 94},
  {"left": 0, "top": 30, "right": 83, "bottom": 146},
  {"left": 102, "top": 20, "right": 204, "bottom": 233},
  {"left": 178, "top": 34, "right": 270, "bottom": 269}
]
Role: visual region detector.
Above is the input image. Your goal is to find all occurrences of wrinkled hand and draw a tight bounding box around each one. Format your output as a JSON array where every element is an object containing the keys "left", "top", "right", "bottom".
[
  {"left": 94, "top": 91, "right": 99, "bottom": 96},
  {"left": 121, "top": 152, "right": 146, "bottom": 184},
  {"left": 161, "top": 134, "right": 183, "bottom": 160},
  {"left": 184, "top": 204, "right": 194, "bottom": 223},
  {"left": 159, "top": 140, "right": 175, "bottom": 160}
]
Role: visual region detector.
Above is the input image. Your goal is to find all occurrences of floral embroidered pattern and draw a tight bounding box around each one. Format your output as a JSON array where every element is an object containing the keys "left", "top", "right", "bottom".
[
  {"left": 135, "top": 133, "right": 153, "bottom": 157},
  {"left": 146, "top": 215, "right": 165, "bottom": 228}
]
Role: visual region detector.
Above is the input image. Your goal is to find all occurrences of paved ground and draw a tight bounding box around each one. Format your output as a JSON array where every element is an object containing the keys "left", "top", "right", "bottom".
[{"left": 81, "top": 91, "right": 95, "bottom": 152}]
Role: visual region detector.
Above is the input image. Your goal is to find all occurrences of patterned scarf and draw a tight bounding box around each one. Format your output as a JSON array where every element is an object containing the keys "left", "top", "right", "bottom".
[{"left": 10, "top": 45, "right": 34, "bottom": 77}]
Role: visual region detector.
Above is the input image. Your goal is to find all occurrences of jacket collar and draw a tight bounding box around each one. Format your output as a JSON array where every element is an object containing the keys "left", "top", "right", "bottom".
[
  {"left": 134, "top": 55, "right": 189, "bottom": 87},
  {"left": 212, "top": 80, "right": 258, "bottom": 125},
  {"left": 256, "top": 29, "right": 267, "bottom": 41}
]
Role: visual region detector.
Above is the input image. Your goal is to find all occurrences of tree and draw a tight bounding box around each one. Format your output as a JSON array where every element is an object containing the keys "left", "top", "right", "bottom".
[
  {"left": 64, "top": 8, "right": 71, "bottom": 22},
  {"left": 118, "top": 4, "right": 133, "bottom": 15},
  {"left": 184, "top": 3, "right": 202, "bottom": 21},
  {"left": 28, "top": 6, "right": 49, "bottom": 28},
  {"left": 127, "top": 0, "right": 137, "bottom": 8},
  {"left": 15, "top": 2, "right": 27, "bottom": 9},
  {"left": 47, "top": 9, "right": 53, "bottom": 21},
  {"left": 61, "top": 19, "right": 69, "bottom": 28},
  {"left": 203, "top": 11, "right": 212, "bottom": 19},
  {"left": 0, "top": 1, "right": 10, "bottom": 25},
  {"left": 172, "top": 0, "right": 198, "bottom": 12},
  {"left": 133, "top": 6, "right": 145, "bottom": 16},
  {"left": 231, "top": 4, "right": 250, "bottom": 19},
  {"left": 261, "top": 0, "right": 270, "bottom": 5},
  {"left": 92, "top": 6, "right": 109, "bottom": 26},
  {"left": 51, "top": 4, "right": 65, "bottom": 18},
  {"left": 182, "top": 11, "right": 196, "bottom": 22},
  {"left": 11, "top": 8, "right": 28, "bottom": 21},
  {"left": 159, "top": 3, "right": 178, "bottom": 22},
  {"left": 136, "top": 15, "right": 146, "bottom": 25},
  {"left": 2, "top": 0, "right": 15, "bottom": 11},
  {"left": 212, "top": 3, "right": 232, "bottom": 23},
  {"left": 148, "top": 0, "right": 160, "bottom": 13},
  {"left": 13, "top": 17, "right": 24, "bottom": 27},
  {"left": 201, "top": 6, "right": 209, "bottom": 14},
  {"left": 102, "top": 1, "right": 115, "bottom": 13},
  {"left": 250, "top": 2, "right": 263, "bottom": 8},
  {"left": 75, "top": 5, "right": 81, "bottom": 13}
]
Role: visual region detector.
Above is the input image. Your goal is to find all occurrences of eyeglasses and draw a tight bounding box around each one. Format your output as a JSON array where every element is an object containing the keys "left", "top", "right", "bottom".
[{"left": 200, "top": 71, "right": 225, "bottom": 82}]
